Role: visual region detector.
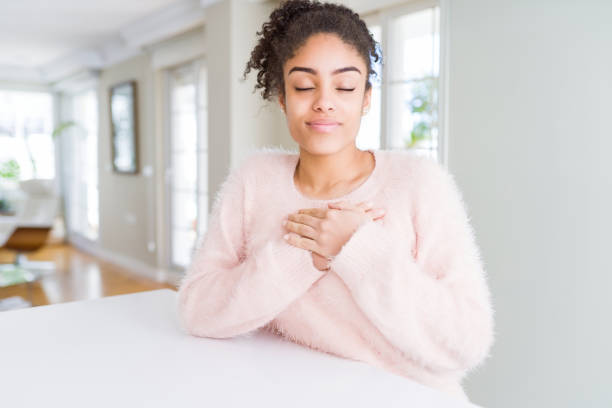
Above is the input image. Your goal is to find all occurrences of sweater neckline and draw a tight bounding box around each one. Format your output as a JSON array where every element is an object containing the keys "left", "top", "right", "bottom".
[{"left": 288, "top": 149, "right": 381, "bottom": 203}]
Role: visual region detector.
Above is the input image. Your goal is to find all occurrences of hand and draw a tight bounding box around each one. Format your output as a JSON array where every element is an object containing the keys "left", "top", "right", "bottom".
[{"left": 283, "top": 200, "right": 386, "bottom": 271}]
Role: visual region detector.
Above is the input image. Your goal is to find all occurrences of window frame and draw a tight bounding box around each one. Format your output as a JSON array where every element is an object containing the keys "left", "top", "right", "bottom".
[
  {"left": 362, "top": 0, "right": 449, "bottom": 165},
  {"left": 61, "top": 87, "right": 100, "bottom": 243},
  {"left": 163, "top": 57, "right": 208, "bottom": 271}
]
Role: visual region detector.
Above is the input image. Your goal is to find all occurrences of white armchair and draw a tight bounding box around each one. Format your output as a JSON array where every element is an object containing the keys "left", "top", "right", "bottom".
[{"left": 0, "top": 179, "right": 59, "bottom": 289}]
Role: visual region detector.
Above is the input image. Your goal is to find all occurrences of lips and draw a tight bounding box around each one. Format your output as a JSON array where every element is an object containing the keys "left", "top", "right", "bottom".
[{"left": 306, "top": 119, "right": 341, "bottom": 133}]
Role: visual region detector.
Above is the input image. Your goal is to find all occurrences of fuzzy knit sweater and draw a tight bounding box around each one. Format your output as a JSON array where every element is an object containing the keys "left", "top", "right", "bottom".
[{"left": 177, "top": 147, "right": 495, "bottom": 402}]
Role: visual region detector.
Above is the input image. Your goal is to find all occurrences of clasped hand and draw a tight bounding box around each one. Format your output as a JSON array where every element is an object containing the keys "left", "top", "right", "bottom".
[{"left": 282, "top": 200, "right": 386, "bottom": 271}]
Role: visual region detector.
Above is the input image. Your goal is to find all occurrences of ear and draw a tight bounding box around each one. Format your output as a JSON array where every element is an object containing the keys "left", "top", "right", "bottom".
[
  {"left": 362, "top": 87, "right": 372, "bottom": 113},
  {"left": 278, "top": 93, "right": 286, "bottom": 113}
]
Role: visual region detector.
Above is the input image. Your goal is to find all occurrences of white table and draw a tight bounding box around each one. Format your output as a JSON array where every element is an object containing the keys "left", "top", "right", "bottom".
[{"left": 0, "top": 289, "right": 480, "bottom": 407}]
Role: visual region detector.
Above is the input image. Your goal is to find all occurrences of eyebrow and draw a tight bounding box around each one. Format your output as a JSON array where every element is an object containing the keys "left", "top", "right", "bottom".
[{"left": 288, "top": 66, "right": 362, "bottom": 75}]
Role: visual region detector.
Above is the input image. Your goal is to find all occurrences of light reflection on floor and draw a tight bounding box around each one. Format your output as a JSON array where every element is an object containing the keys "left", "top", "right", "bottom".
[{"left": 0, "top": 244, "right": 176, "bottom": 308}]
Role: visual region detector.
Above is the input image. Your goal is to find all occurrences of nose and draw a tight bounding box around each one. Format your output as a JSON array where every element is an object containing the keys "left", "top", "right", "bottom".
[{"left": 312, "top": 88, "right": 336, "bottom": 112}]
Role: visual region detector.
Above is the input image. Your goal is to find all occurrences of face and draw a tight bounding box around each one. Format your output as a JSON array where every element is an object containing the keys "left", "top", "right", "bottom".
[{"left": 278, "top": 33, "right": 371, "bottom": 156}]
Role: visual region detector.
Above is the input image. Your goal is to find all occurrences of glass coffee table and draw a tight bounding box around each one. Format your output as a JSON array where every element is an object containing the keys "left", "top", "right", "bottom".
[{"left": 0, "top": 265, "right": 40, "bottom": 311}]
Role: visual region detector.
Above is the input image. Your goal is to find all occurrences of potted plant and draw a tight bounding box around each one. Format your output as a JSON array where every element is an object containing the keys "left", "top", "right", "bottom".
[{"left": 0, "top": 159, "right": 20, "bottom": 215}]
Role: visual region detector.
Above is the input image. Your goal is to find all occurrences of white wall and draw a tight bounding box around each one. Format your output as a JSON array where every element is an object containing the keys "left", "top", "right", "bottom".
[
  {"left": 97, "top": 54, "right": 158, "bottom": 267},
  {"left": 446, "top": 0, "right": 612, "bottom": 406},
  {"left": 206, "top": 0, "right": 290, "bottom": 210},
  {"left": 230, "top": 0, "right": 289, "bottom": 166}
]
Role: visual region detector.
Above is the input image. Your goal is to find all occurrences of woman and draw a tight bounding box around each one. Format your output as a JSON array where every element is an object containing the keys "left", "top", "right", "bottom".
[{"left": 178, "top": 0, "right": 494, "bottom": 402}]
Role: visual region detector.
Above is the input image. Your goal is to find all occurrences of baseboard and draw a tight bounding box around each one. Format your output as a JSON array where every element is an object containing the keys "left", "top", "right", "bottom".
[{"left": 68, "top": 235, "right": 182, "bottom": 287}]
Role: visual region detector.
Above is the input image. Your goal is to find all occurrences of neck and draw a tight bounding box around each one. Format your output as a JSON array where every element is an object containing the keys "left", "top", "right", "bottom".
[{"left": 294, "top": 145, "right": 373, "bottom": 197}]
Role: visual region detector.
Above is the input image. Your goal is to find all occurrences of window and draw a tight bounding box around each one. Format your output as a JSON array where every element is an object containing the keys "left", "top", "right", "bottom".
[
  {"left": 166, "top": 58, "right": 208, "bottom": 269},
  {"left": 63, "top": 89, "right": 99, "bottom": 241},
  {"left": 356, "top": 25, "right": 383, "bottom": 151},
  {"left": 358, "top": 1, "right": 443, "bottom": 162},
  {"left": 0, "top": 90, "right": 55, "bottom": 180}
]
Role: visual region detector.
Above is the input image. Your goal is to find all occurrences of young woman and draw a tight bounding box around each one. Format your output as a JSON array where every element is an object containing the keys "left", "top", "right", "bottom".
[{"left": 178, "top": 0, "right": 494, "bottom": 402}]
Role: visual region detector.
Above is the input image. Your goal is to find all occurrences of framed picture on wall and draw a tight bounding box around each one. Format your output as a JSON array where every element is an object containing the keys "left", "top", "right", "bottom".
[{"left": 109, "top": 80, "right": 139, "bottom": 174}]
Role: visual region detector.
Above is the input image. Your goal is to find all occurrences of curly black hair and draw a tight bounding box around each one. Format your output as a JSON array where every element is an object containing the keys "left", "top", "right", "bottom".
[{"left": 243, "top": 0, "right": 382, "bottom": 102}]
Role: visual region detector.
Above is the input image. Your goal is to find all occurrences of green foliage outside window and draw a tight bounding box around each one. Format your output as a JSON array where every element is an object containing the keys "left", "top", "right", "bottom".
[
  {"left": 405, "top": 78, "right": 438, "bottom": 149},
  {"left": 0, "top": 159, "right": 20, "bottom": 180}
]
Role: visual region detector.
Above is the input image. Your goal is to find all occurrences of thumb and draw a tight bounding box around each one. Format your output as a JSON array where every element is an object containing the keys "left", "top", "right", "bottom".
[
  {"left": 355, "top": 201, "right": 374, "bottom": 212},
  {"left": 328, "top": 200, "right": 351, "bottom": 209}
]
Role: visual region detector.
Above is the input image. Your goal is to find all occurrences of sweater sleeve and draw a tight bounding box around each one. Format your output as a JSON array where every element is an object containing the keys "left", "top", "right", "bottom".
[
  {"left": 329, "top": 158, "right": 495, "bottom": 375},
  {"left": 177, "top": 159, "right": 326, "bottom": 339}
]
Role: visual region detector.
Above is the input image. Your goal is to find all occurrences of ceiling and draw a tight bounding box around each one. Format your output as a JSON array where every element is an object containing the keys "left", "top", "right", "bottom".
[
  {"left": 0, "top": 0, "right": 218, "bottom": 85},
  {"left": 0, "top": 0, "right": 185, "bottom": 68},
  {"left": 0, "top": 0, "right": 389, "bottom": 84}
]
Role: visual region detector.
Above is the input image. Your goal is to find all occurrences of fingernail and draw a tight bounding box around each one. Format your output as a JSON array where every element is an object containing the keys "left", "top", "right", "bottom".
[
  {"left": 282, "top": 220, "right": 287, "bottom": 226},
  {"left": 283, "top": 234, "right": 289, "bottom": 240}
]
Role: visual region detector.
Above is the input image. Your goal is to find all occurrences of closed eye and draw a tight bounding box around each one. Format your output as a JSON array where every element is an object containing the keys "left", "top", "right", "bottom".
[{"left": 294, "top": 87, "right": 355, "bottom": 92}]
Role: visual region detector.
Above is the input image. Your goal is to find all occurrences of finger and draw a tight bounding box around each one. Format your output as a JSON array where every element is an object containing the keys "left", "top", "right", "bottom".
[
  {"left": 328, "top": 200, "right": 356, "bottom": 210},
  {"left": 297, "top": 208, "right": 327, "bottom": 218},
  {"left": 284, "top": 219, "right": 317, "bottom": 240},
  {"left": 287, "top": 213, "right": 321, "bottom": 230},
  {"left": 283, "top": 232, "right": 319, "bottom": 253},
  {"left": 372, "top": 213, "right": 386, "bottom": 221},
  {"left": 368, "top": 208, "right": 386, "bottom": 220},
  {"left": 328, "top": 202, "right": 347, "bottom": 210}
]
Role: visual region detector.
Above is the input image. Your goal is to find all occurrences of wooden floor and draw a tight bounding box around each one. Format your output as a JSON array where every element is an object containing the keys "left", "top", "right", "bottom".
[{"left": 0, "top": 244, "right": 177, "bottom": 308}]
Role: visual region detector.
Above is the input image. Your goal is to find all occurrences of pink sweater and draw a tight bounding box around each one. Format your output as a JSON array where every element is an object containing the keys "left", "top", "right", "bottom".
[{"left": 177, "top": 147, "right": 495, "bottom": 402}]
